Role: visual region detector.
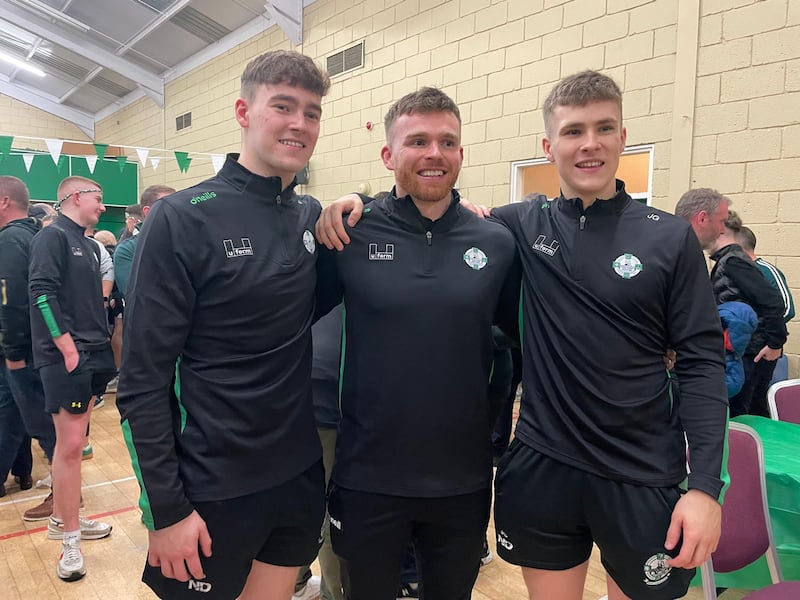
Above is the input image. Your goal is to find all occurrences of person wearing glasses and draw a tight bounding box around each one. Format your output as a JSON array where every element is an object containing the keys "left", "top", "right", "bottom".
[
  {"left": 118, "top": 204, "right": 143, "bottom": 242},
  {"left": 28, "top": 176, "right": 116, "bottom": 582}
]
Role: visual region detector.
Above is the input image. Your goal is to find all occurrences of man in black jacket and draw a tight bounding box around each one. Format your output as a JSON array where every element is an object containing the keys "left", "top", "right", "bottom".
[
  {"left": 117, "top": 50, "right": 330, "bottom": 600},
  {"left": 0, "top": 176, "right": 56, "bottom": 512},
  {"left": 29, "top": 176, "right": 116, "bottom": 582},
  {"left": 315, "top": 87, "right": 520, "bottom": 600},
  {"left": 708, "top": 209, "right": 788, "bottom": 416}
]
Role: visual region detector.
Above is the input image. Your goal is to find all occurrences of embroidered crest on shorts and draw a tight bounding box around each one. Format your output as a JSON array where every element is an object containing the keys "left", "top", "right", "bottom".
[{"left": 643, "top": 553, "right": 671, "bottom": 586}]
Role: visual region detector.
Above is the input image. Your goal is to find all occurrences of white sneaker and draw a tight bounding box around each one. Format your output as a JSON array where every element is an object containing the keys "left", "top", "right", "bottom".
[
  {"left": 293, "top": 575, "right": 321, "bottom": 600},
  {"left": 56, "top": 537, "right": 86, "bottom": 581},
  {"left": 36, "top": 473, "right": 52, "bottom": 489},
  {"left": 48, "top": 515, "right": 113, "bottom": 540}
]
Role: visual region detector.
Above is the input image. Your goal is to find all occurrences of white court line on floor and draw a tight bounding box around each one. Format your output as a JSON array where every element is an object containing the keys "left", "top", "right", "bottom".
[{"left": 0, "top": 475, "right": 136, "bottom": 507}]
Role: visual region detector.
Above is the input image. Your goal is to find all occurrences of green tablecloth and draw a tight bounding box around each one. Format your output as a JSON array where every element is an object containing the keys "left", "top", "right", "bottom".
[{"left": 693, "top": 415, "right": 800, "bottom": 589}]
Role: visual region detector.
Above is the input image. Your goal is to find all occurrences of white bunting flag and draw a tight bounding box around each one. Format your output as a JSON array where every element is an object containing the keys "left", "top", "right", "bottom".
[
  {"left": 45, "top": 139, "right": 63, "bottom": 165},
  {"left": 22, "top": 153, "right": 35, "bottom": 172},
  {"left": 211, "top": 154, "right": 225, "bottom": 174},
  {"left": 85, "top": 155, "right": 98, "bottom": 173},
  {"left": 150, "top": 157, "right": 161, "bottom": 171},
  {"left": 135, "top": 147, "right": 150, "bottom": 167}
]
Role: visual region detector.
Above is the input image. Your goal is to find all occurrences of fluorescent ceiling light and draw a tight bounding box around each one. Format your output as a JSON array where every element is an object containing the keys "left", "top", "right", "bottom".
[{"left": 0, "top": 50, "right": 45, "bottom": 76}]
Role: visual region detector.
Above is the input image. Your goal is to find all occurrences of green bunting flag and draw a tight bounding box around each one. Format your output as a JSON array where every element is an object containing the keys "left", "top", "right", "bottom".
[
  {"left": 174, "top": 151, "right": 192, "bottom": 173},
  {"left": 0, "top": 135, "right": 13, "bottom": 163},
  {"left": 117, "top": 155, "right": 128, "bottom": 172},
  {"left": 93, "top": 143, "right": 108, "bottom": 160}
]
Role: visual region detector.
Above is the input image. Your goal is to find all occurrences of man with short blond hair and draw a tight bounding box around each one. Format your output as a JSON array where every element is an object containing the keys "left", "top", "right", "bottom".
[{"left": 29, "top": 176, "right": 115, "bottom": 581}]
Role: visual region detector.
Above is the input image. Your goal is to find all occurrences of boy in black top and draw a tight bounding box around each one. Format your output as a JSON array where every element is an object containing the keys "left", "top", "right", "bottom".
[
  {"left": 29, "top": 176, "right": 116, "bottom": 582},
  {"left": 318, "top": 72, "right": 728, "bottom": 600},
  {"left": 116, "top": 51, "right": 330, "bottom": 600},
  {"left": 315, "top": 88, "right": 520, "bottom": 600}
]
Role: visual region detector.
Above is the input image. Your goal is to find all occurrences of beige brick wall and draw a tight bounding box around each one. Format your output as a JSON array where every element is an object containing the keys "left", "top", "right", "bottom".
[
  {"left": 697, "top": 0, "right": 800, "bottom": 367},
  {"left": 0, "top": 95, "right": 90, "bottom": 152},
  {"left": 90, "top": 0, "right": 799, "bottom": 375}
]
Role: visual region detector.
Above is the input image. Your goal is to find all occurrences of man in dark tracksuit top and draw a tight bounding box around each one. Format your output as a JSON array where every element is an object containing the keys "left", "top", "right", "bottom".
[
  {"left": 708, "top": 211, "right": 787, "bottom": 417},
  {"left": 315, "top": 88, "right": 520, "bottom": 600},
  {"left": 0, "top": 176, "right": 56, "bottom": 508},
  {"left": 116, "top": 51, "right": 330, "bottom": 600},
  {"left": 488, "top": 72, "right": 728, "bottom": 600},
  {"left": 29, "top": 176, "right": 116, "bottom": 582}
]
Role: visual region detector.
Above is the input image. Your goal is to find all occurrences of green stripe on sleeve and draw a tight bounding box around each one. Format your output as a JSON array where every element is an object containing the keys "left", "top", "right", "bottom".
[
  {"left": 174, "top": 356, "right": 187, "bottom": 433},
  {"left": 717, "top": 411, "right": 731, "bottom": 505},
  {"left": 120, "top": 418, "right": 155, "bottom": 530},
  {"left": 35, "top": 294, "right": 62, "bottom": 337}
]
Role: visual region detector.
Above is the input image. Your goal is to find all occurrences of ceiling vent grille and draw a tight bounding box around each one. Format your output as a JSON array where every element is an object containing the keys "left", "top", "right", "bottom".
[
  {"left": 89, "top": 75, "right": 133, "bottom": 97},
  {"left": 171, "top": 6, "right": 230, "bottom": 44},
  {"left": 327, "top": 42, "right": 364, "bottom": 77},
  {"left": 32, "top": 52, "right": 88, "bottom": 80}
]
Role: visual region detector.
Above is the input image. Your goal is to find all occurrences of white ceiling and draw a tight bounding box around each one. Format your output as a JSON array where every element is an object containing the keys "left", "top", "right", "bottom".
[{"left": 0, "top": 0, "right": 310, "bottom": 138}]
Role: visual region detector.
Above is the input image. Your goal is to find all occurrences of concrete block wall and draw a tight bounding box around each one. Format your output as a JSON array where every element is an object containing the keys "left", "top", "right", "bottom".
[
  {"left": 695, "top": 0, "right": 800, "bottom": 368},
  {"left": 0, "top": 95, "right": 90, "bottom": 151},
  {"left": 74, "top": 0, "right": 800, "bottom": 374}
]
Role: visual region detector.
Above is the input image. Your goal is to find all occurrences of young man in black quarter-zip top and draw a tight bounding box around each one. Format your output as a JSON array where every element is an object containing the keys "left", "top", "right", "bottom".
[
  {"left": 116, "top": 51, "right": 330, "bottom": 600},
  {"left": 314, "top": 87, "right": 520, "bottom": 600},
  {"left": 317, "top": 72, "right": 728, "bottom": 600}
]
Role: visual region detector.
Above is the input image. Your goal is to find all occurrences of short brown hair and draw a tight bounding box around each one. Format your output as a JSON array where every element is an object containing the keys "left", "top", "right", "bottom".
[
  {"left": 125, "top": 204, "right": 144, "bottom": 220},
  {"left": 384, "top": 87, "right": 461, "bottom": 141},
  {"left": 241, "top": 50, "right": 330, "bottom": 99},
  {"left": 0, "top": 175, "right": 30, "bottom": 212},
  {"left": 543, "top": 70, "right": 623, "bottom": 135},
  {"left": 735, "top": 226, "right": 757, "bottom": 252},
  {"left": 141, "top": 184, "right": 175, "bottom": 207}
]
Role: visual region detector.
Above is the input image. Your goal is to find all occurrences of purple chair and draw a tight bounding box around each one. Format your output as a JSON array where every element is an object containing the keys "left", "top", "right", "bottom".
[
  {"left": 700, "top": 423, "right": 800, "bottom": 598},
  {"left": 767, "top": 379, "right": 800, "bottom": 425}
]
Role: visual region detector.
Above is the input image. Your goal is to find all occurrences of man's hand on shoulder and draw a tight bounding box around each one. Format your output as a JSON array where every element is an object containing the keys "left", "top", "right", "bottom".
[
  {"left": 460, "top": 197, "right": 490, "bottom": 218},
  {"left": 664, "top": 489, "right": 721, "bottom": 569},
  {"left": 316, "top": 193, "right": 364, "bottom": 250},
  {"left": 148, "top": 510, "right": 212, "bottom": 582}
]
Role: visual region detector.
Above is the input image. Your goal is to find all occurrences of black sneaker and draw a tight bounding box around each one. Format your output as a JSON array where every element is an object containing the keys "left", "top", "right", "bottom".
[{"left": 397, "top": 582, "right": 419, "bottom": 598}]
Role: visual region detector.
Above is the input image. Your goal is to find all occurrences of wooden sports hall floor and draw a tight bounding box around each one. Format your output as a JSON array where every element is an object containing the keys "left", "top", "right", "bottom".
[{"left": 0, "top": 395, "right": 746, "bottom": 599}]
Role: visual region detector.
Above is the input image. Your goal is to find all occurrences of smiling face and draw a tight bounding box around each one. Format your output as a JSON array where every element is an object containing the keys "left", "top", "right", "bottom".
[
  {"left": 381, "top": 110, "right": 463, "bottom": 205},
  {"left": 235, "top": 82, "right": 322, "bottom": 187},
  {"left": 542, "top": 100, "right": 626, "bottom": 206}
]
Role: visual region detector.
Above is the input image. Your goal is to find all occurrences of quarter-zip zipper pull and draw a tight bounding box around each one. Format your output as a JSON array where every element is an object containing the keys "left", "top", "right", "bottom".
[
  {"left": 276, "top": 194, "right": 282, "bottom": 205},
  {"left": 579, "top": 214, "right": 586, "bottom": 231},
  {"left": 426, "top": 231, "right": 432, "bottom": 246}
]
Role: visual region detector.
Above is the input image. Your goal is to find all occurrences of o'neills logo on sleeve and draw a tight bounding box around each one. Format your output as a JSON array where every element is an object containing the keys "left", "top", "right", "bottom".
[{"left": 189, "top": 191, "right": 217, "bottom": 205}]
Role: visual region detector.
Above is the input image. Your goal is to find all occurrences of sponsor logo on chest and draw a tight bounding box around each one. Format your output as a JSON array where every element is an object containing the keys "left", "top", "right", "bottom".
[
  {"left": 532, "top": 235, "right": 560, "bottom": 257},
  {"left": 368, "top": 243, "right": 394, "bottom": 261},
  {"left": 223, "top": 238, "right": 253, "bottom": 258}
]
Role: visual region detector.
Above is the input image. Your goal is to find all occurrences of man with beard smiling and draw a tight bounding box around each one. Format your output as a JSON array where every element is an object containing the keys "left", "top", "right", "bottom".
[
  {"left": 314, "top": 87, "right": 520, "bottom": 600},
  {"left": 117, "top": 51, "right": 330, "bottom": 599}
]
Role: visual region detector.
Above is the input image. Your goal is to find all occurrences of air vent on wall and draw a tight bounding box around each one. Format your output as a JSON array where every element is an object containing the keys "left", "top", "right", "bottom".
[
  {"left": 327, "top": 42, "right": 364, "bottom": 77},
  {"left": 176, "top": 112, "right": 192, "bottom": 131}
]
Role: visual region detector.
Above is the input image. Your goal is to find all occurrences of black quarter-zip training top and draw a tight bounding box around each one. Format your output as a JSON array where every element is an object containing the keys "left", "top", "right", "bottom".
[
  {"left": 491, "top": 181, "right": 729, "bottom": 501},
  {"left": 316, "top": 189, "right": 520, "bottom": 497},
  {"left": 117, "top": 154, "right": 323, "bottom": 530},
  {"left": 29, "top": 214, "right": 109, "bottom": 367}
]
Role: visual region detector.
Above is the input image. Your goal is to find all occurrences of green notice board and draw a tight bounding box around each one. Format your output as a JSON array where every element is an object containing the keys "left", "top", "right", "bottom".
[{"left": 0, "top": 152, "right": 137, "bottom": 206}]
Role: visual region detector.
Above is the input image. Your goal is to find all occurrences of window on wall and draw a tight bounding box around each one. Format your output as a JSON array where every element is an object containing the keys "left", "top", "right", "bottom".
[{"left": 510, "top": 144, "right": 654, "bottom": 205}]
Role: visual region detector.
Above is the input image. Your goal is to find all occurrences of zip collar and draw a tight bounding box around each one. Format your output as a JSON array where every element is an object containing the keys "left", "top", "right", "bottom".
[
  {"left": 219, "top": 153, "right": 298, "bottom": 204},
  {"left": 384, "top": 187, "right": 463, "bottom": 233},
  {"left": 557, "top": 179, "right": 631, "bottom": 219}
]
